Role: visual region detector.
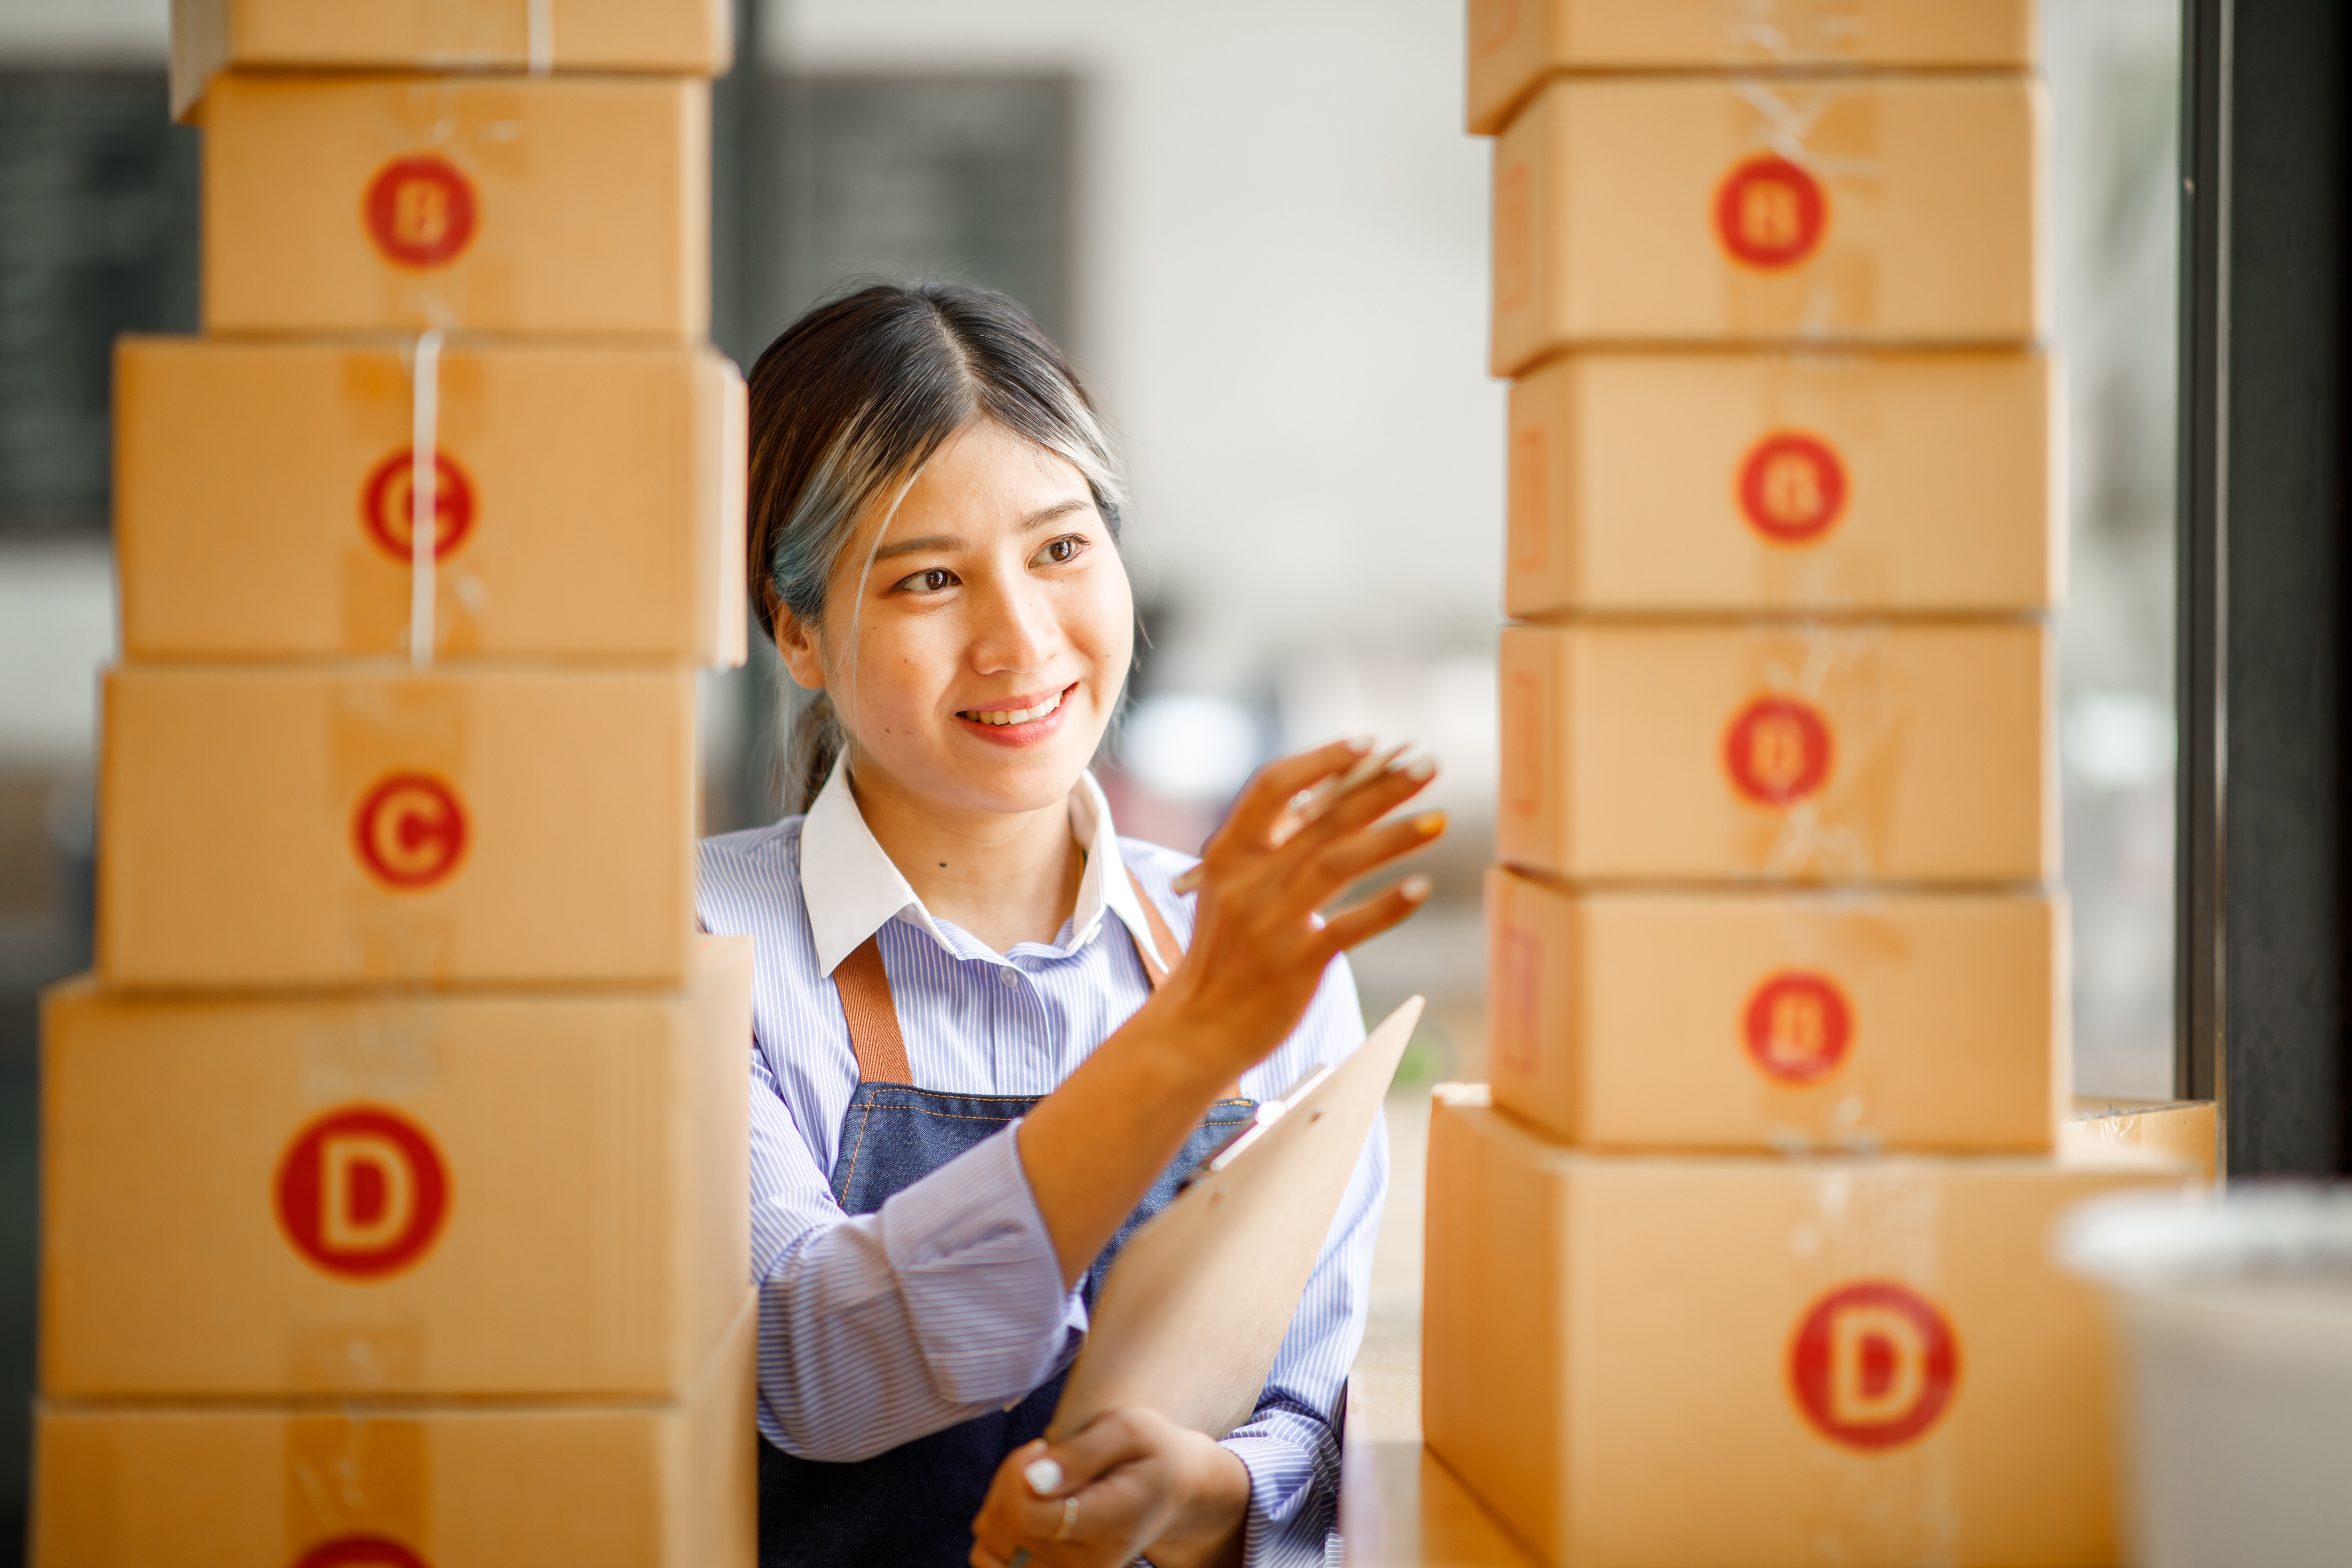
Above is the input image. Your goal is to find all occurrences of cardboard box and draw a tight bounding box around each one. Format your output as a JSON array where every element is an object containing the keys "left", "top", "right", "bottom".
[
  {"left": 203, "top": 75, "right": 708, "bottom": 338},
  {"left": 42, "top": 938, "right": 747, "bottom": 1398},
  {"left": 173, "top": 0, "right": 732, "bottom": 120},
  {"left": 1497, "top": 621, "right": 2054, "bottom": 884},
  {"left": 1422, "top": 1085, "right": 2190, "bottom": 1568},
  {"left": 1466, "top": 0, "right": 2039, "bottom": 134},
  {"left": 1505, "top": 350, "right": 2060, "bottom": 616},
  {"left": 98, "top": 663, "right": 695, "bottom": 989},
  {"left": 1487, "top": 869, "right": 2064, "bottom": 1153},
  {"left": 33, "top": 1292, "right": 755, "bottom": 1568},
  {"left": 1491, "top": 75, "right": 2045, "bottom": 371},
  {"left": 116, "top": 336, "right": 747, "bottom": 665},
  {"left": 2063, "top": 1097, "right": 2217, "bottom": 1185}
]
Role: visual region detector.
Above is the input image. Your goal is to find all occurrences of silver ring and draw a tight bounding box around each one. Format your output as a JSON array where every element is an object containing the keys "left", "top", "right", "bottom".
[
  {"left": 1008, "top": 1551, "right": 1032, "bottom": 1568},
  {"left": 1052, "top": 1494, "right": 1080, "bottom": 1543}
]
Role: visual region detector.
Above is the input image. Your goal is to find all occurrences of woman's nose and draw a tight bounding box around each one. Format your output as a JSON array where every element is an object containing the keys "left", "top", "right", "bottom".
[{"left": 971, "top": 573, "right": 1059, "bottom": 673}]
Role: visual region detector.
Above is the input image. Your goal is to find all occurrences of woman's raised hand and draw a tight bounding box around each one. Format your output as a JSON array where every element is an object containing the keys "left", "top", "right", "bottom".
[
  {"left": 1009, "top": 738, "right": 1442, "bottom": 1297},
  {"left": 1155, "top": 737, "right": 1444, "bottom": 1080}
]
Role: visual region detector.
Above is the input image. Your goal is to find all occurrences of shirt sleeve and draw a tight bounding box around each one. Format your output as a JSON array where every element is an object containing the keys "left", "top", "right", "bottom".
[
  {"left": 1218, "top": 957, "right": 1390, "bottom": 1567},
  {"left": 749, "top": 1040, "right": 1086, "bottom": 1462}
]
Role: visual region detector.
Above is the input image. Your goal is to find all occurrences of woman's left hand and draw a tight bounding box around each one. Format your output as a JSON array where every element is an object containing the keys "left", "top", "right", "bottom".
[{"left": 969, "top": 1410, "right": 1250, "bottom": 1568}]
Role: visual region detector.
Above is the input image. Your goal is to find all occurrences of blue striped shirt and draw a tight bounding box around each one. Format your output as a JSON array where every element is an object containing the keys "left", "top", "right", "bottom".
[{"left": 696, "top": 761, "right": 1385, "bottom": 1566}]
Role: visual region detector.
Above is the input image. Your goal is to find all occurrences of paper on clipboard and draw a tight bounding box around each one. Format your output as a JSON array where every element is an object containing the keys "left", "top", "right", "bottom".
[{"left": 1048, "top": 995, "right": 1423, "bottom": 1442}]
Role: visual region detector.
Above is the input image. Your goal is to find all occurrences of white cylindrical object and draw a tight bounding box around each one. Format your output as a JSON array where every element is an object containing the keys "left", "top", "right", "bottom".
[{"left": 2060, "top": 1186, "right": 2352, "bottom": 1568}]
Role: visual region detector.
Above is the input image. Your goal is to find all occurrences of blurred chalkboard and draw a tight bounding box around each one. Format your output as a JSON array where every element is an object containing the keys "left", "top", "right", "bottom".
[
  {"left": 0, "top": 72, "right": 198, "bottom": 538},
  {"left": 767, "top": 75, "right": 1074, "bottom": 355}
]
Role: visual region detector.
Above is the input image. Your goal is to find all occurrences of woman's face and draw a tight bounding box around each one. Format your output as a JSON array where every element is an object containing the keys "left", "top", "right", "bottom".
[{"left": 781, "top": 418, "right": 1136, "bottom": 819}]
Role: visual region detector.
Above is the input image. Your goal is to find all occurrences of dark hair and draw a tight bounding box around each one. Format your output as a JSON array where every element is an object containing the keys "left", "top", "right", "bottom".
[{"left": 744, "top": 282, "right": 1128, "bottom": 813}]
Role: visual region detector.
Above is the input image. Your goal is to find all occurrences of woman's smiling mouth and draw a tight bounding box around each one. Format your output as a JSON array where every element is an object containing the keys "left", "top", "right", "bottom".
[{"left": 958, "top": 686, "right": 1070, "bottom": 727}]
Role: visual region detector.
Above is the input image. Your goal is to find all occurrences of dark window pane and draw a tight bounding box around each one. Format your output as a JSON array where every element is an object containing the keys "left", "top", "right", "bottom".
[
  {"left": 0, "top": 73, "right": 198, "bottom": 538},
  {"left": 769, "top": 75, "right": 1073, "bottom": 350}
]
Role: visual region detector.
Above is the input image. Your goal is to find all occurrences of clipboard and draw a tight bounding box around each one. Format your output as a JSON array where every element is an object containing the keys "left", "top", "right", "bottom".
[{"left": 1048, "top": 995, "right": 1424, "bottom": 1442}]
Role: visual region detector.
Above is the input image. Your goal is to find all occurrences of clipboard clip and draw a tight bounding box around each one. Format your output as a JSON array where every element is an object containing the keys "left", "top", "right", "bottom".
[{"left": 1177, "top": 1063, "right": 1337, "bottom": 1194}]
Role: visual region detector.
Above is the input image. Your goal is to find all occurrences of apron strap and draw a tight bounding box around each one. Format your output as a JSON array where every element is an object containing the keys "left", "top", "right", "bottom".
[
  {"left": 835, "top": 934, "right": 914, "bottom": 1086},
  {"left": 1122, "top": 866, "right": 1184, "bottom": 988},
  {"left": 833, "top": 860, "right": 1237, "bottom": 1097}
]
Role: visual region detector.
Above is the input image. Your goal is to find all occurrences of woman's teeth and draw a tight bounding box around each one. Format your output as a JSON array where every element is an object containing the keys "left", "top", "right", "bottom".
[{"left": 963, "top": 689, "right": 1065, "bottom": 726}]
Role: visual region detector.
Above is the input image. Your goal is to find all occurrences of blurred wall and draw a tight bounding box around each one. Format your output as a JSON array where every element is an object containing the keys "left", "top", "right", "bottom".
[{"left": 2047, "top": 0, "right": 2181, "bottom": 1097}]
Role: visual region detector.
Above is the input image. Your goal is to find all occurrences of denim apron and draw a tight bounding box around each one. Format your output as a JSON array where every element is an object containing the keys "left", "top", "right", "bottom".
[{"left": 757, "top": 870, "right": 1254, "bottom": 1568}]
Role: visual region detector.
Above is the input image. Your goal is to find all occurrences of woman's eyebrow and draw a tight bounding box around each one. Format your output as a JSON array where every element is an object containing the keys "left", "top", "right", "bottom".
[
  {"left": 872, "top": 533, "right": 962, "bottom": 561},
  {"left": 1016, "top": 498, "right": 1091, "bottom": 530},
  {"left": 871, "top": 499, "right": 1092, "bottom": 561}
]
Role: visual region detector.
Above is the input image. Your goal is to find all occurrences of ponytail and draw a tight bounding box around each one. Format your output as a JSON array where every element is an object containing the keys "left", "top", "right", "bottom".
[{"left": 784, "top": 691, "right": 845, "bottom": 817}]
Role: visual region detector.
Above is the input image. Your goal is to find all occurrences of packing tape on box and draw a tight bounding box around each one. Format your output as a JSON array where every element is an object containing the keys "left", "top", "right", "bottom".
[
  {"left": 1723, "top": 0, "right": 1870, "bottom": 57},
  {"left": 1746, "top": 622, "right": 1880, "bottom": 879},
  {"left": 285, "top": 1413, "right": 430, "bottom": 1559},
  {"left": 376, "top": 93, "right": 496, "bottom": 346},
  {"left": 1731, "top": 77, "right": 1883, "bottom": 181},
  {"left": 408, "top": 328, "right": 443, "bottom": 670},
  {"left": 1722, "top": 78, "right": 1887, "bottom": 338},
  {"left": 527, "top": 0, "right": 554, "bottom": 74}
]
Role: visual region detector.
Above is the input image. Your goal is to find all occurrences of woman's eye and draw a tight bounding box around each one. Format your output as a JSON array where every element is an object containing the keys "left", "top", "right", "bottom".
[
  {"left": 1036, "top": 536, "right": 1086, "bottom": 567},
  {"left": 896, "top": 567, "right": 957, "bottom": 594}
]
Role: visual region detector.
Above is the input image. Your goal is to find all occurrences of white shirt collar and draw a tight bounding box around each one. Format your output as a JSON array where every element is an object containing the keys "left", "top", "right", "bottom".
[{"left": 797, "top": 753, "right": 1168, "bottom": 978}]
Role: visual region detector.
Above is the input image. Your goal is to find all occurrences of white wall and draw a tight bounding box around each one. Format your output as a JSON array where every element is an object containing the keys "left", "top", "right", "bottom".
[
  {"left": 0, "top": 544, "right": 114, "bottom": 769},
  {"left": 2044, "top": 0, "right": 2182, "bottom": 1097},
  {"left": 773, "top": 0, "right": 1507, "bottom": 698},
  {"left": 0, "top": 0, "right": 165, "bottom": 57}
]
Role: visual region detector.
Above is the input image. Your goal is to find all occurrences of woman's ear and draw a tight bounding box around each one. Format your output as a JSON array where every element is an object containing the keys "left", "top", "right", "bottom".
[{"left": 773, "top": 608, "right": 829, "bottom": 694}]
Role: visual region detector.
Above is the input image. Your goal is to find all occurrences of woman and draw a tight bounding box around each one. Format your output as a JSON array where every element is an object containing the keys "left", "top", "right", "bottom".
[{"left": 697, "top": 282, "right": 1446, "bottom": 1568}]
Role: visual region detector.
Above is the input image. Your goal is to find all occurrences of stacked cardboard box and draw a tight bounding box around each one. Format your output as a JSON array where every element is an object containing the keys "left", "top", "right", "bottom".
[
  {"left": 1431, "top": 4, "right": 2193, "bottom": 1562},
  {"left": 35, "top": 4, "right": 755, "bottom": 1562}
]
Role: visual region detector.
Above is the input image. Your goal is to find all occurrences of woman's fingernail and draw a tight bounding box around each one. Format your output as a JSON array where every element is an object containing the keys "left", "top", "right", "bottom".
[
  {"left": 1024, "top": 1457, "right": 1064, "bottom": 1496},
  {"left": 1383, "top": 742, "right": 1422, "bottom": 772},
  {"left": 1346, "top": 734, "right": 1376, "bottom": 753},
  {"left": 1414, "top": 811, "right": 1447, "bottom": 835},
  {"left": 1404, "top": 755, "right": 1438, "bottom": 782},
  {"left": 1400, "top": 874, "right": 1435, "bottom": 901}
]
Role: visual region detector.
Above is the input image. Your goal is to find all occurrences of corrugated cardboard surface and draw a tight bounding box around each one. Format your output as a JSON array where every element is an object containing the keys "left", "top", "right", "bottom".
[
  {"left": 42, "top": 938, "right": 748, "bottom": 1398},
  {"left": 1422, "top": 1086, "right": 2189, "bottom": 1568},
  {"left": 32, "top": 1290, "right": 756, "bottom": 1568},
  {"left": 1486, "top": 870, "right": 2065, "bottom": 1152},
  {"left": 1496, "top": 621, "right": 2055, "bottom": 884},
  {"left": 1466, "top": 0, "right": 2038, "bottom": 133},
  {"left": 1491, "top": 75, "right": 2045, "bottom": 368},
  {"left": 1505, "top": 350, "right": 2060, "bottom": 616},
  {"left": 202, "top": 75, "right": 709, "bottom": 338},
  {"left": 172, "top": 0, "right": 732, "bottom": 119},
  {"left": 117, "top": 337, "right": 746, "bottom": 665},
  {"left": 98, "top": 663, "right": 696, "bottom": 989},
  {"left": 2062, "top": 1098, "right": 2217, "bottom": 1185}
]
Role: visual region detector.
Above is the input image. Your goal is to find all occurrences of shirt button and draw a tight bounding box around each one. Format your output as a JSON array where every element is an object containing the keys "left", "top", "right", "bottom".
[{"left": 999, "top": 967, "right": 1019, "bottom": 989}]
